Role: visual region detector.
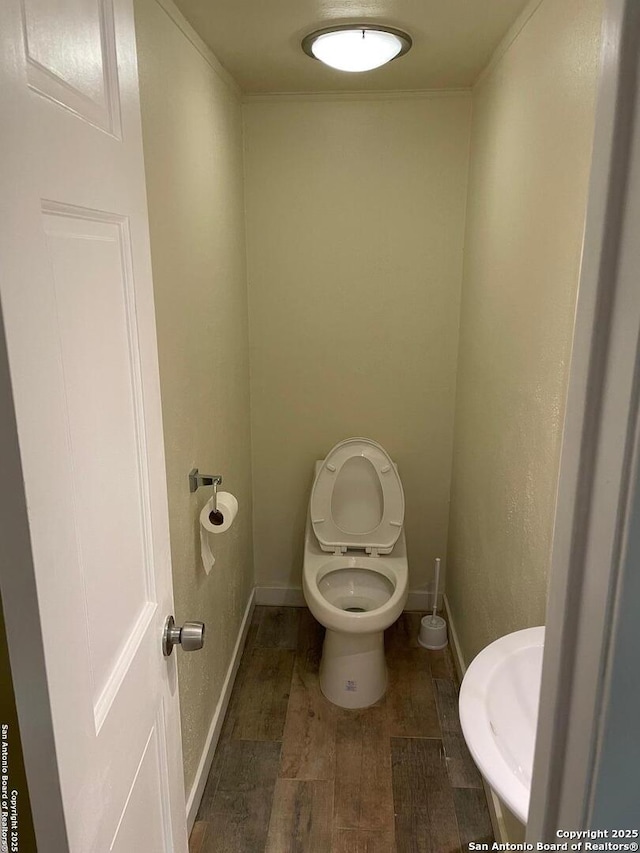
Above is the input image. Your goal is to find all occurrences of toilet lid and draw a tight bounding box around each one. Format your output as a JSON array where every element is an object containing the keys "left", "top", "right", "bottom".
[{"left": 310, "top": 437, "right": 405, "bottom": 554}]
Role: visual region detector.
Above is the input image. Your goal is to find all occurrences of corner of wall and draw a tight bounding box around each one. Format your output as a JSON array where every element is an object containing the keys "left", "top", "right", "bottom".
[
  {"left": 472, "top": 0, "right": 545, "bottom": 90},
  {"left": 239, "top": 100, "right": 259, "bottom": 592},
  {"left": 150, "top": 0, "right": 242, "bottom": 98}
]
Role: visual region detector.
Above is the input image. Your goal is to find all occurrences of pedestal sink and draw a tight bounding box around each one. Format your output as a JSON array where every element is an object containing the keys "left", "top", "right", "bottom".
[{"left": 459, "top": 626, "right": 544, "bottom": 824}]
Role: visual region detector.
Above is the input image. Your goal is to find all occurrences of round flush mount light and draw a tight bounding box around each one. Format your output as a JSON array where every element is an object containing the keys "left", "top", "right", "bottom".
[{"left": 302, "top": 25, "right": 412, "bottom": 73}]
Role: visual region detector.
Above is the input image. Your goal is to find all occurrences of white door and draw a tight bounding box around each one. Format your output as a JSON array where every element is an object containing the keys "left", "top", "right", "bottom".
[{"left": 0, "top": 0, "right": 189, "bottom": 850}]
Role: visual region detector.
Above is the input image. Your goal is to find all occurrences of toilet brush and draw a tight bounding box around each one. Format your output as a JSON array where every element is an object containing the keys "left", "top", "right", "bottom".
[
  {"left": 430, "top": 557, "right": 441, "bottom": 623},
  {"left": 418, "top": 557, "right": 449, "bottom": 650}
]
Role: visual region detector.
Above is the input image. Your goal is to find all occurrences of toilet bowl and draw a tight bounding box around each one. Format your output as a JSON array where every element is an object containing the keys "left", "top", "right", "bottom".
[{"left": 302, "top": 438, "right": 409, "bottom": 708}]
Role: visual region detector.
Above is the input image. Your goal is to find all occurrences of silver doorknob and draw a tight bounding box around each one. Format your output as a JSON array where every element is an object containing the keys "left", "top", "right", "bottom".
[{"left": 163, "top": 615, "right": 205, "bottom": 656}]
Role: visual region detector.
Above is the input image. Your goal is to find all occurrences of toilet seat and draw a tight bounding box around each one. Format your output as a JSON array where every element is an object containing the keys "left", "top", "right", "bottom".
[{"left": 310, "top": 437, "right": 404, "bottom": 555}]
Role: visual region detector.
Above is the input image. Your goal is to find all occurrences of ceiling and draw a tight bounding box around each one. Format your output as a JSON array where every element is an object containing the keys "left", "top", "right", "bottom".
[{"left": 172, "top": 0, "right": 532, "bottom": 94}]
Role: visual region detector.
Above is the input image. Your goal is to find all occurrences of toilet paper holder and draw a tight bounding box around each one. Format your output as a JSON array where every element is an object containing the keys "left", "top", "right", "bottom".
[{"left": 189, "top": 468, "right": 223, "bottom": 512}]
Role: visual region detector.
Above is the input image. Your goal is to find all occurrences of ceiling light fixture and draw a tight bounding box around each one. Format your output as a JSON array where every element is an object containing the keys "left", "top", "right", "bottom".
[{"left": 302, "top": 25, "right": 412, "bottom": 73}]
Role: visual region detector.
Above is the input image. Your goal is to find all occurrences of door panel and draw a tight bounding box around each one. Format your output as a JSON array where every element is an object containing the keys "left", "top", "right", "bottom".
[
  {"left": 22, "top": 0, "right": 121, "bottom": 134},
  {"left": 110, "top": 721, "right": 170, "bottom": 852},
  {"left": 43, "top": 206, "right": 153, "bottom": 704}
]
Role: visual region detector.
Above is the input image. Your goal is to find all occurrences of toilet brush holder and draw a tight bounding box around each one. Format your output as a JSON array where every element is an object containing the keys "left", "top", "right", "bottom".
[{"left": 418, "top": 615, "right": 448, "bottom": 650}]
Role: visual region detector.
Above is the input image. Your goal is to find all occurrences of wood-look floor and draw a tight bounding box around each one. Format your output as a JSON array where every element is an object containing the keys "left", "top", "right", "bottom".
[{"left": 190, "top": 607, "right": 493, "bottom": 853}]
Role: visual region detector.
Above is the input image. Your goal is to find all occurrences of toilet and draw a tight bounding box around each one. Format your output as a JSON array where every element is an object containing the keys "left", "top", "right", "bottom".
[{"left": 302, "top": 437, "right": 409, "bottom": 709}]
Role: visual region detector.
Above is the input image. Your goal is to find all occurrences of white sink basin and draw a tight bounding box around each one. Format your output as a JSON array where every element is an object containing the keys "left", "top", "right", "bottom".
[{"left": 459, "top": 626, "right": 544, "bottom": 824}]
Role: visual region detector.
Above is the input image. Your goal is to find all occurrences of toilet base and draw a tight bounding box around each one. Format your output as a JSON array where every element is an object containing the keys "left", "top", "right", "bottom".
[{"left": 319, "top": 629, "right": 387, "bottom": 709}]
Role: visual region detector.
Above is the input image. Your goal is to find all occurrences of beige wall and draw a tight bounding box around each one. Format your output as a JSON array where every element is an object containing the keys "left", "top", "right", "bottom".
[
  {"left": 134, "top": 0, "right": 253, "bottom": 793},
  {"left": 244, "top": 94, "right": 471, "bottom": 592},
  {"left": 447, "top": 0, "right": 603, "bottom": 663}
]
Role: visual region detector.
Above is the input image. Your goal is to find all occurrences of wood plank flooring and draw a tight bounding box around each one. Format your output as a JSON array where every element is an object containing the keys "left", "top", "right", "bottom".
[{"left": 192, "top": 607, "right": 493, "bottom": 852}]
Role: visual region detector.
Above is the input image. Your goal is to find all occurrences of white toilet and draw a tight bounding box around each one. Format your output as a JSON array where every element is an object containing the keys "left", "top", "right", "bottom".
[{"left": 302, "top": 437, "right": 409, "bottom": 709}]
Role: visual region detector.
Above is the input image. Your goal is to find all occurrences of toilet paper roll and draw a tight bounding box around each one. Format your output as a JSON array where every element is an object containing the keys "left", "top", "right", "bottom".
[{"left": 199, "top": 492, "right": 239, "bottom": 574}]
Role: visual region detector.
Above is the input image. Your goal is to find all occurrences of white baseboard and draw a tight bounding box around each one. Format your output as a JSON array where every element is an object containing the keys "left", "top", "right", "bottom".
[
  {"left": 255, "top": 585, "right": 442, "bottom": 612},
  {"left": 483, "top": 781, "right": 526, "bottom": 843},
  {"left": 254, "top": 586, "right": 306, "bottom": 607},
  {"left": 185, "top": 587, "right": 256, "bottom": 831},
  {"left": 443, "top": 593, "right": 466, "bottom": 679},
  {"left": 484, "top": 780, "right": 510, "bottom": 844},
  {"left": 444, "top": 594, "right": 525, "bottom": 843}
]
